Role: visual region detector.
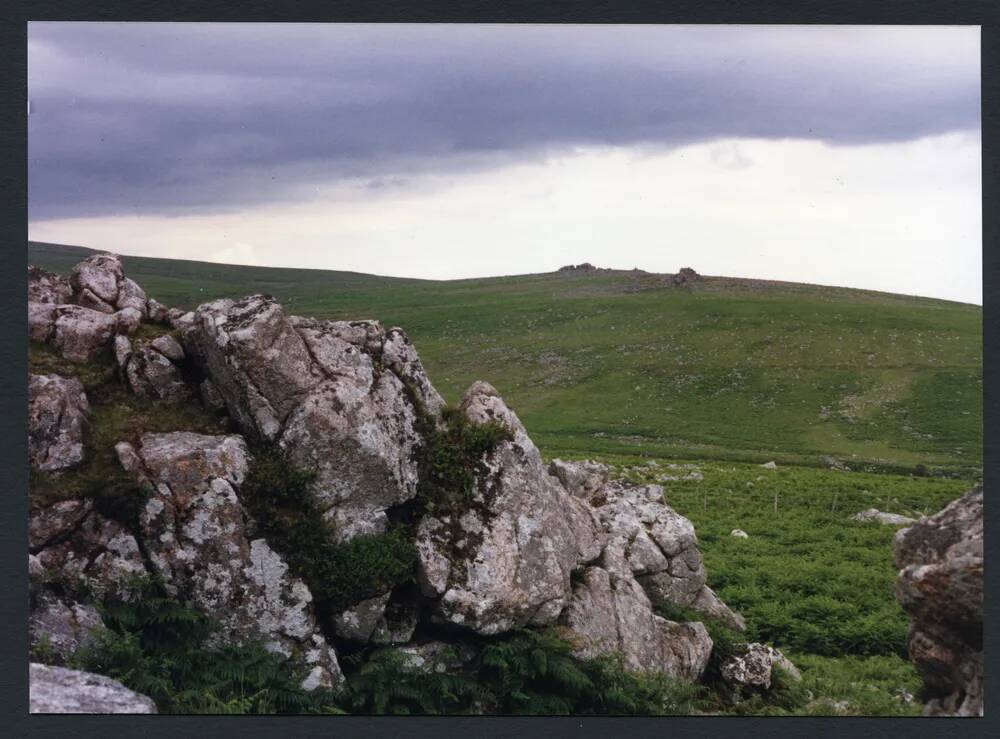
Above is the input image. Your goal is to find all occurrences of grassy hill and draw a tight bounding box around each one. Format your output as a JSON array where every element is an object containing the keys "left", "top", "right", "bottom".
[{"left": 29, "top": 241, "right": 982, "bottom": 475}]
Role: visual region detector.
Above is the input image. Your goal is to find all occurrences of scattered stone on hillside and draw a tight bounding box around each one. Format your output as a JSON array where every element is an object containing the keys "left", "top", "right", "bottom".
[
  {"left": 415, "top": 382, "right": 605, "bottom": 635},
  {"left": 894, "top": 485, "right": 983, "bottom": 716},
  {"left": 119, "top": 431, "right": 343, "bottom": 689},
  {"left": 30, "top": 502, "right": 147, "bottom": 601},
  {"left": 51, "top": 305, "right": 117, "bottom": 362},
  {"left": 672, "top": 267, "right": 701, "bottom": 286},
  {"left": 70, "top": 253, "right": 124, "bottom": 306},
  {"left": 730, "top": 529, "right": 749, "bottom": 539},
  {"left": 187, "top": 296, "right": 441, "bottom": 543},
  {"left": 332, "top": 592, "right": 391, "bottom": 643},
  {"left": 559, "top": 565, "right": 712, "bottom": 681},
  {"left": 28, "top": 266, "right": 73, "bottom": 304},
  {"left": 29, "top": 594, "right": 104, "bottom": 664},
  {"left": 853, "top": 509, "right": 916, "bottom": 526},
  {"left": 28, "top": 373, "right": 89, "bottom": 472},
  {"left": 146, "top": 298, "right": 169, "bottom": 324},
  {"left": 822, "top": 454, "right": 847, "bottom": 470},
  {"left": 719, "top": 643, "right": 801, "bottom": 692},
  {"left": 548, "top": 458, "right": 610, "bottom": 500},
  {"left": 760, "top": 461, "right": 777, "bottom": 470},
  {"left": 558, "top": 262, "right": 599, "bottom": 273},
  {"left": 30, "top": 663, "right": 158, "bottom": 714}
]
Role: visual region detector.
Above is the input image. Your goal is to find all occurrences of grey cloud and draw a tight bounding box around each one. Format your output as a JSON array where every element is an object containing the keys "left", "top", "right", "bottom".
[{"left": 28, "top": 23, "right": 980, "bottom": 219}]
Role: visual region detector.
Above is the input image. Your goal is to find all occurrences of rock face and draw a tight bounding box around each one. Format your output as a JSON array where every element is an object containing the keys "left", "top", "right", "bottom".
[
  {"left": 118, "top": 431, "right": 343, "bottom": 689},
  {"left": 28, "top": 266, "right": 73, "bottom": 305},
  {"left": 51, "top": 305, "right": 118, "bottom": 363},
  {"left": 854, "top": 509, "right": 916, "bottom": 526},
  {"left": 555, "top": 465, "right": 745, "bottom": 632},
  {"left": 29, "top": 594, "right": 104, "bottom": 664},
  {"left": 894, "top": 486, "right": 983, "bottom": 717},
  {"left": 115, "top": 335, "right": 192, "bottom": 403},
  {"left": 415, "top": 382, "right": 605, "bottom": 635},
  {"left": 30, "top": 663, "right": 157, "bottom": 714},
  {"left": 186, "top": 295, "right": 442, "bottom": 542},
  {"left": 28, "top": 374, "right": 89, "bottom": 471}
]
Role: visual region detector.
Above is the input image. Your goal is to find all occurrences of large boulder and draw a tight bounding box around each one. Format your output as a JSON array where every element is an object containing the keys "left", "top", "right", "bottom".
[
  {"left": 29, "top": 663, "right": 157, "bottom": 714},
  {"left": 118, "top": 431, "right": 343, "bottom": 689},
  {"left": 69, "top": 253, "right": 124, "bottom": 306},
  {"left": 559, "top": 564, "right": 713, "bottom": 681},
  {"left": 719, "top": 643, "right": 801, "bottom": 692},
  {"left": 28, "top": 374, "right": 89, "bottom": 472},
  {"left": 894, "top": 485, "right": 983, "bottom": 716},
  {"left": 186, "top": 295, "right": 442, "bottom": 542},
  {"left": 51, "top": 305, "right": 117, "bottom": 362},
  {"left": 415, "top": 382, "right": 605, "bottom": 635}
]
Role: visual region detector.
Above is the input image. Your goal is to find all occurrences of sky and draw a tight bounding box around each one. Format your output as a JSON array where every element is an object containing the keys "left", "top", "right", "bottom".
[{"left": 27, "top": 23, "right": 982, "bottom": 303}]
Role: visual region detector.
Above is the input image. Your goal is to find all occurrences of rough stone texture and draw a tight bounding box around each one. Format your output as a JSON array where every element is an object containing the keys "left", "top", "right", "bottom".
[
  {"left": 30, "top": 501, "right": 147, "bottom": 601},
  {"left": 70, "top": 253, "right": 124, "bottom": 305},
  {"left": 120, "top": 431, "right": 343, "bottom": 689},
  {"left": 117, "top": 278, "right": 148, "bottom": 317},
  {"left": 398, "top": 640, "right": 480, "bottom": 674},
  {"left": 114, "top": 307, "right": 143, "bottom": 336},
  {"left": 122, "top": 343, "right": 192, "bottom": 403},
  {"left": 559, "top": 565, "right": 712, "bottom": 681},
  {"left": 150, "top": 334, "right": 185, "bottom": 361},
  {"left": 200, "top": 378, "right": 227, "bottom": 412},
  {"left": 854, "top": 509, "right": 916, "bottom": 526},
  {"left": 416, "top": 382, "right": 605, "bottom": 635},
  {"left": 28, "top": 373, "right": 90, "bottom": 472},
  {"left": 580, "top": 478, "right": 745, "bottom": 631},
  {"left": 51, "top": 305, "right": 117, "bottom": 363},
  {"left": 28, "top": 302, "right": 57, "bottom": 343},
  {"left": 28, "top": 266, "right": 73, "bottom": 304},
  {"left": 894, "top": 486, "right": 983, "bottom": 717},
  {"left": 548, "top": 458, "right": 610, "bottom": 500},
  {"left": 77, "top": 287, "right": 117, "bottom": 314},
  {"left": 187, "top": 296, "right": 441, "bottom": 543},
  {"left": 719, "top": 643, "right": 800, "bottom": 692},
  {"left": 30, "top": 663, "right": 157, "bottom": 714},
  {"left": 332, "top": 592, "right": 391, "bottom": 643},
  {"left": 730, "top": 529, "right": 750, "bottom": 539},
  {"left": 29, "top": 594, "right": 104, "bottom": 664},
  {"left": 147, "top": 298, "right": 169, "bottom": 324}
]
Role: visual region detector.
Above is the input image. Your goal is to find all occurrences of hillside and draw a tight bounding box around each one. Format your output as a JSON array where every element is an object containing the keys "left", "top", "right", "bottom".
[{"left": 28, "top": 241, "right": 982, "bottom": 475}]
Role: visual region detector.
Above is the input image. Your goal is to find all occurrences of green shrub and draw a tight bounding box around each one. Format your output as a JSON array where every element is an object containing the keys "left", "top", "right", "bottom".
[
  {"left": 413, "top": 404, "right": 512, "bottom": 511},
  {"left": 72, "top": 576, "right": 336, "bottom": 714},
  {"left": 240, "top": 447, "right": 416, "bottom": 608}
]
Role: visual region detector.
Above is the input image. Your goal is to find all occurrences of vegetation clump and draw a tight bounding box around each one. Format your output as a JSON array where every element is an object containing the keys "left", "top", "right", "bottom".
[
  {"left": 72, "top": 576, "right": 337, "bottom": 714},
  {"left": 412, "top": 403, "right": 512, "bottom": 512},
  {"left": 240, "top": 447, "right": 416, "bottom": 609}
]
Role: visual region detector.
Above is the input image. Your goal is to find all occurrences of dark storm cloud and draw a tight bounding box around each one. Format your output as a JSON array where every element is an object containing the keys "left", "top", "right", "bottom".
[{"left": 28, "top": 23, "right": 980, "bottom": 219}]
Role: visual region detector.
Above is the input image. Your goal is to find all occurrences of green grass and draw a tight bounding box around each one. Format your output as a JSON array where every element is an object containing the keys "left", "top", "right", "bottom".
[{"left": 30, "top": 241, "right": 982, "bottom": 474}]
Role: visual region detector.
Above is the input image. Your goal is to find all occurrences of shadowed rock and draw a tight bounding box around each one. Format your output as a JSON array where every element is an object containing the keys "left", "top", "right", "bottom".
[
  {"left": 28, "top": 374, "right": 89, "bottom": 471},
  {"left": 894, "top": 485, "right": 983, "bottom": 716}
]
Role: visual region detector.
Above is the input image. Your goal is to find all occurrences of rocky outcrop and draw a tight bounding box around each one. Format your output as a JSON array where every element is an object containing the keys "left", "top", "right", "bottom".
[
  {"left": 51, "top": 305, "right": 118, "bottom": 362},
  {"left": 29, "top": 499, "right": 148, "bottom": 601},
  {"left": 854, "top": 509, "right": 916, "bottom": 526},
  {"left": 415, "top": 382, "right": 605, "bottom": 635},
  {"left": 28, "top": 266, "right": 73, "bottom": 305},
  {"left": 30, "top": 663, "right": 157, "bottom": 714},
  {"left": 894, "top": 485, "right": 983, "bottom": 717},
  {"left": 115, "top": 334, "right": 192, "bottom": 403},
  {"left": 554, "top": 463, "right": 745, "bottom": 632},
  {"left": 28, "top": 373, "right": 89, "bottom": 471},
  {"left": 118, "top": 431, "right": 343, "bottom": 689},
  {"left": 186, "top": 295, "right": 442, "bottom": 543}
]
